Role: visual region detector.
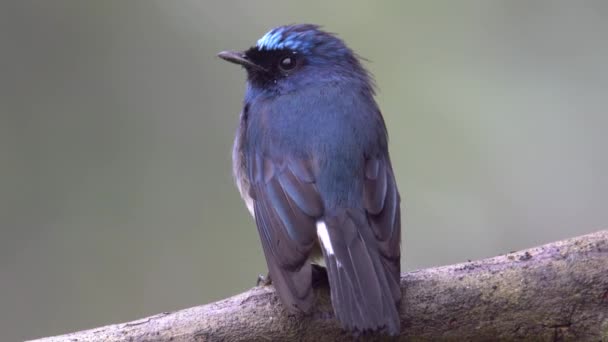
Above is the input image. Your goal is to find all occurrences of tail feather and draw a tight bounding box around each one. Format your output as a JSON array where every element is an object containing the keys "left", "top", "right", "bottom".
[{"left": 317, "top": 210, "right": 400, "bottom": 335}]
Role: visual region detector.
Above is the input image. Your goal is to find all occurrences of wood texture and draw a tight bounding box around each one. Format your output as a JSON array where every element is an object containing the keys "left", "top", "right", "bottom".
[{"left": 29, "top": 230, "right": 608, "bottom": 341}]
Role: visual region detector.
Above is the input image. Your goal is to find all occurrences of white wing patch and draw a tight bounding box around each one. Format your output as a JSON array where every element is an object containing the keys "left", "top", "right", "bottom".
[
  {"left": 316, "top": 221, "right": 342, "bottom": 268},
  {"left": 316, "top": 221, "right": 334, "bottom": 255}
]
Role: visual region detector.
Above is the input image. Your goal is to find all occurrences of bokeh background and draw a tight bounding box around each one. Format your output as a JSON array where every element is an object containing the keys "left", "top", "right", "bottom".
[{"left": 2, "top": 1, "right": 607, "bottom": 340}]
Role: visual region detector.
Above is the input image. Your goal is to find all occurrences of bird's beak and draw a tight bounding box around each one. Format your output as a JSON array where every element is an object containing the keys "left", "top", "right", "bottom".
[{"left": 217, "top": 51, "right": 266, "bottom": 71}]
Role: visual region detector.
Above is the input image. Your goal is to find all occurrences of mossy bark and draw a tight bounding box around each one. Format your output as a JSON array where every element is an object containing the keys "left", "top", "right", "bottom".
[{"left": 30, "top": 231, "right": 608, "bottom": 342}]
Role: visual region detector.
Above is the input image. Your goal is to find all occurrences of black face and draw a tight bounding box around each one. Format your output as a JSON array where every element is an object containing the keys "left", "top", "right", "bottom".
[{"left": 243, "top": 48, "right": 305, "bottom": 87}]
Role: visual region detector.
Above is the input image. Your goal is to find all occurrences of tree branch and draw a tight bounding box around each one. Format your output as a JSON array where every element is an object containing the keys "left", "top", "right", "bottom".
[{"left": 29, "top": 230, "right": 608, "bottom": 341}]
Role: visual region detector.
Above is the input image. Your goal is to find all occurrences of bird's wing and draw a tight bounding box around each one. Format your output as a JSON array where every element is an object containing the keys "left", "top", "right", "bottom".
[
  {"left": 317, "top": 155, "right": 401, "bottom": 335},
  {"left": 363, "top": 155, "right": 402, "bottom": 302},
  {"left": 248, "top": 152, "right": 324, "bottom": 312}
]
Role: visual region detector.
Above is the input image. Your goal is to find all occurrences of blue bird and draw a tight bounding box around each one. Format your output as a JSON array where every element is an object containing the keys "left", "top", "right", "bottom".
[{"left": 218, "top": 24, "right": 402, "bottom": 335}]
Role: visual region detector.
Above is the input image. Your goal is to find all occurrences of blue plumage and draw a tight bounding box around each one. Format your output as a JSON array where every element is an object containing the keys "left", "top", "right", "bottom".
[
  {"left": 219, "top": 24, "right": 402, "bottom": 336},
  {"left": 257, "top": 27, "right": 304, "bottom": 51},
  {"left": 256, "top": 24, "right": 326, "bottom": 52}
]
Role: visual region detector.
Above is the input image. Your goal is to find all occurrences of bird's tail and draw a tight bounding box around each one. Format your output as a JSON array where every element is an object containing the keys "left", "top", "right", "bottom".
[{"left": 317, "top": 209, "right": 400, "bottom": 335}]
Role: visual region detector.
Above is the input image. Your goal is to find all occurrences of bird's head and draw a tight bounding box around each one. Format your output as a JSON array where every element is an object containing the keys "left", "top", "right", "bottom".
[{"left": 218, "top": 24, "right": 373, "bottom": 95}]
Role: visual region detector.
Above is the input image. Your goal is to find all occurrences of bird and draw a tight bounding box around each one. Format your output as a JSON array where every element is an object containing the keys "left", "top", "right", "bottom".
[{"left": 218, "top": 24, "right": 402, "bottom": 335}]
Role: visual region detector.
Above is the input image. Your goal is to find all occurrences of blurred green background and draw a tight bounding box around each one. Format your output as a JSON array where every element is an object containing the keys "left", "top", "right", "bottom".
[{"left": 2, "top": 1, "right": 607, "bottom": 340}]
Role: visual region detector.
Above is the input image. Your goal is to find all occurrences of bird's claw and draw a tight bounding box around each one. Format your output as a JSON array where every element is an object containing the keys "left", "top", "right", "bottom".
[{"left": 256, "top": 273, "right": 272, "bottom": 286}]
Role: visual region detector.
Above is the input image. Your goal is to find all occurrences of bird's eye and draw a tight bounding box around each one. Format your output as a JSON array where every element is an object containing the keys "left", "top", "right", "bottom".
[{"left": 278, "top": 55, "right": 297, "bottom": 72}]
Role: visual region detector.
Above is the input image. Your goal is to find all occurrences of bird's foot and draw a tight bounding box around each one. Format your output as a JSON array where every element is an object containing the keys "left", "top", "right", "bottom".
[{"left": 256, "top": 273, "right": 272, "bottom": 287}]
